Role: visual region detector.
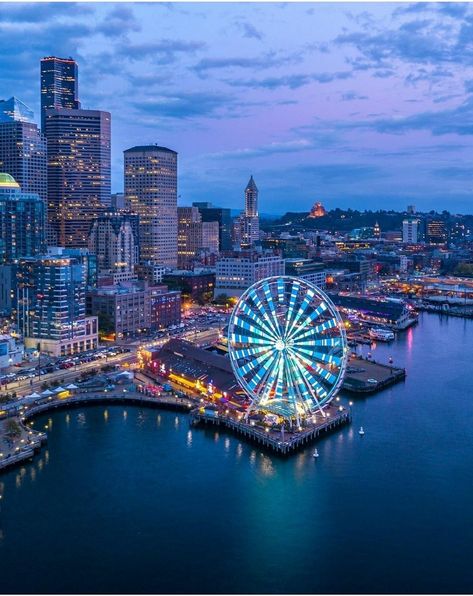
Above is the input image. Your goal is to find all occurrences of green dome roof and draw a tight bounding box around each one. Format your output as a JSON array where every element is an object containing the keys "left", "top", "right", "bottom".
[{"left": 0, "top": 173, "right": 20, "bottom": 188}]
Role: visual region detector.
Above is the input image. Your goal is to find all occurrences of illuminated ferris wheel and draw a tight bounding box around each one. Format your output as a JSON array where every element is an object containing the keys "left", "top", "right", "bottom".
[{"left": 227, "top": 276, "right": 348, "bottom": 424}]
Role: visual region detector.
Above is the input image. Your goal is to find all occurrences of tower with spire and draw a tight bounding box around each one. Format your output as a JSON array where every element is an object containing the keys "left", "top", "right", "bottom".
[{"left": 239, "top": 175, "right": 260, "bottom": 248}]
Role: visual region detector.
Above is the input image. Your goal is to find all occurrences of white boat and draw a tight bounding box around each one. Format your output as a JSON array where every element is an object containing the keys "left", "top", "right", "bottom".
[
  {"left": 312, "top": 449, "right": 319, "bottom": 458},
  {"left": 359, "top": 427, "right": 365, "bottom": 436},
  {"left": 369, "top": 328, "right": 395, "bottom": 341}
]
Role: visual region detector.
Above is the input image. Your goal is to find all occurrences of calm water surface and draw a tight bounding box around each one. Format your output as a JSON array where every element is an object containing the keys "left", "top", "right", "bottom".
[{"left": 1, "top": 313, "right": 472, "bottom": 594}]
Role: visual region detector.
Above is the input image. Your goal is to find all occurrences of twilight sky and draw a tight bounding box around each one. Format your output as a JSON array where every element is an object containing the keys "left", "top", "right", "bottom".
[{"left": 1, "top": 2, "right": 472, "bottom": 214}]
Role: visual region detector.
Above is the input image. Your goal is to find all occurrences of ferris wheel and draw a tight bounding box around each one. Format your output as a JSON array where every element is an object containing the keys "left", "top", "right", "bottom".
[{"left": 227, "top": 276, "right": 348, "bottom": 424}]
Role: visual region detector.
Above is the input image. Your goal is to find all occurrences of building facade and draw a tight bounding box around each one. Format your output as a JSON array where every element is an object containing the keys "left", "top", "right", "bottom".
[
  {"left": 402, "top": 219, "right": 420, "bottom": 244},
  {"left": 45, "top": 108, "right": 111, "bottom": 247},
  {"left": 177, "top": 206, "right": 219, "bottom": 269},
  {"left": 40, "top": 56, "right": 80, "bottom": 128},
  {"left": 88, "top": 213, "right": 139, "bottom": 284},
  {"left": 215, "top": 251, "right": 285, "bottom": 297},
  {"left": 193, "top": 202, "right": 233, "bottom": 251},
  {"left": 284, "top": 259, "right": 326, "bottom": 289},
  {"left": 16, "top": 252, "right": 98, "bottom": 356},
  {"left": 124, "top": 145, "right": 178, "bottom": 267}
]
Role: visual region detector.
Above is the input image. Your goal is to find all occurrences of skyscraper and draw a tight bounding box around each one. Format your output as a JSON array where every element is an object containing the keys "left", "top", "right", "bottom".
[
  {"left": 192, "top": 202, "right": 232, "bottom": 251},
  {"left": 124, "top": 145, "right": 178, "bottom": 267},
  {"left": 0, "top": 98, "right": 47, "bottom": 204},
  {"left": 238, "top": 176, "right": 260, "bottom": 249},
  {"left": 16, "top": 249, "right": 98, "bottom": 356},
  {"left": 177, "top": 206, "right": 218, "bottom": 269},
  {"left": 40, "top": 56, "right": 80, "bottom": 129},
  {"left": 45, "top": 108, "right": 111, "bottom": 247},
  {"left": 0, "top": 173, "right": 46, "bottom": 263}
]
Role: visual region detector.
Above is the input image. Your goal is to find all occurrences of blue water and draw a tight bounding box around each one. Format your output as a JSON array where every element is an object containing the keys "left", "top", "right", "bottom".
[{"left": 1, "top": 313, "right": 473, "bottom": 593}]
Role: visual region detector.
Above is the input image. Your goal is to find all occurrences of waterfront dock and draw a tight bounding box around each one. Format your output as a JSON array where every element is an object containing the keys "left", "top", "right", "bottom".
[
  {"left": 190, "top": 405, "right": 351, "bottom": 455},
  {"left": 343, "top": 356, "right": 405, "bottom": 393}
]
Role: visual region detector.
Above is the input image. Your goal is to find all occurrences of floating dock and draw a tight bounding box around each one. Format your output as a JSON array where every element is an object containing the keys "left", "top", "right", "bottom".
[
  {"left": 343, "top": 356, "right": 405, "bottom": 393},
  {"left": 190, "top": 405, "right": 351, "bottom": 455}
]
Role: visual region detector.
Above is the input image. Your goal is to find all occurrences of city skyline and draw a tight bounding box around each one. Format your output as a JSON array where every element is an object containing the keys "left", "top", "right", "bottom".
[{"left": 0, "top": 2, "right": 472, "bottom": 214}]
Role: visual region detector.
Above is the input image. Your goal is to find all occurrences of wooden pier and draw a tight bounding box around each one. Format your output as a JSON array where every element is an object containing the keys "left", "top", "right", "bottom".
[
  {"left": 190, "top": 405, "right": 351, "bottom": 455},
  {"left": 343, "top": 356, "right": 406, "bottom": 394}
]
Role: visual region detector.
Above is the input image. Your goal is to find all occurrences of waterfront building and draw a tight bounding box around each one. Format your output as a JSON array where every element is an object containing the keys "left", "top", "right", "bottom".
[
  {"left": 16, "top": 251, "right": 98, "bottom": 356},
  {"left": 124, "top": 145, "right": 178, "bottom": 267},
  {"left": 328, "top": 294, "right": 417, "bottom": 330},
  {"left": 177, "top": 207, "right": 219, "bottom": 269},
  {"left": 284, "top": 258, "right": 326, "bottom": 289},
  {"left": 0, "top": 173, "right": 46, "bottom": 264},
  {"left": 0, "top": 99, "right": 47, "bottom": 205},
  {"left": 214, "top": 250, "right": 285, "bottom": 298},
  {"left": 192, "top": 202, "right": 232, "bottom": 251},
  {"left": 40, "top": 56, "right": 80, "bottom": 128},
  {"left": 141, "top": 338, "right": 237, "bottom": 399},
  {"left": 86, "top": 281, "right": 181, "bottom": 339},
  {"left": 162, "top": 270, "right": 215, "bottom": 303},
  {"left": 88, "top": 213, "right": 139, "bottom": 284},
  {"left": 402, "top": 219, "right": 420, "bottom": 244}
]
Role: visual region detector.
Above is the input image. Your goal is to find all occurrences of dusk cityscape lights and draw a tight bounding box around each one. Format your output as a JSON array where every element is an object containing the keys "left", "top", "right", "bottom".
[{"left": 1, "top": 3, "right": 473, "bottom": 596}]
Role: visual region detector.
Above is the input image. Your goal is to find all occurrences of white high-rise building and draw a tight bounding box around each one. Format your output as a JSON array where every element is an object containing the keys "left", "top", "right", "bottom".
[
  {"left": 214, "top": 251, "right": 285, "bottom": 297},
  {"left": 402, "top": 219, "right": 420, "bottom": 244},
  {"left": 124, "top": 145, "right": 178, "bottom": 267}
]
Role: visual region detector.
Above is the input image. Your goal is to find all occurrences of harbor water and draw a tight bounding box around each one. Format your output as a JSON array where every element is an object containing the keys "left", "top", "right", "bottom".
[{"left": 1, "top": 313, "right": 472, "bottom": 593}]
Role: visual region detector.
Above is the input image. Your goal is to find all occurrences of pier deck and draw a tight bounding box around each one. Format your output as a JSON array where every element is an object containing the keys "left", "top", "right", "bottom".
[
  {"left": 190, "top": 405, "right": 351, "bottom": 455},
  {"left": 343, "top": 356, "right": 405, "bottom": 393}
]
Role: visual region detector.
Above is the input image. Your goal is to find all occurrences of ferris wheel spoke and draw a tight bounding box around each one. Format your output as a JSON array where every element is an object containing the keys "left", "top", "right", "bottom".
[
  {"left": 230, "top": 331, "right": 274, "bottom": 346},
  {"left": 285, "top": 288, "right": 316, "bottom": 338},
  {"left": 249, "top": 291, "right": 281, "bottom": 339},
  {"left": 238, "top": 346, "right": 277, "bottom": 378},
  {"left": 289, "top": 347, "right": 338, "bottom": 386},
  {"left": 245, "top": 350, "right": 280, "bottom": 393},
  {"left": 288, "top": 352, "right": 328, "bottom": 415},
  {"left": 260, "top": 352, "right": 284, "bottom": 405},
  {"left": 232, "top": 317, "right": 276, "bottom": 343},
  {"left": 277, "top": 277, "right": 285, "bottom": 304},
  {"left": 261, "top": 281, "right": 283, "bottom": 337},
  {"left": 237, "top": 302, "right": 278, "bottom": 340},
  {"left": 232, "top": 345, "right": 272, "bottom": 361},
  {"left": 294, "top": 316, "right": 339, "bottom": 343},
  {"left": 292, "top": 345, "right": 342, "bottom": 367},
  {"left": 287, "top": 301, "right": 327, "bottom": 342},
  {"left": 284, "top": 280, "right": 302, "bottom": 336}
]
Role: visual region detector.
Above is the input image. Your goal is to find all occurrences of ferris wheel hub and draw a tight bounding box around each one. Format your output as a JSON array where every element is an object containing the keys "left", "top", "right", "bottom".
[{"left": 275, "top": 339, "right": 286, "bottom": 351}]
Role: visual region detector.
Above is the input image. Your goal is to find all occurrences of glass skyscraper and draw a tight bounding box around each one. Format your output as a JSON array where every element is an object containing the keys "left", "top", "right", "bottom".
[
  {"left": 0, "top": 173, "right": 46, "bottom": 263},
  {"left": 192, "top": 202, "right": 233, "bottom": 251},
  {"left": 0, "top": 98, "right": 47, "bottom": 205},
  {"left": 40, "top": 56, "right": 80, "bottom": 129},
  {"left": 45, "top": 108, "right": 111, "bottom": 247}
]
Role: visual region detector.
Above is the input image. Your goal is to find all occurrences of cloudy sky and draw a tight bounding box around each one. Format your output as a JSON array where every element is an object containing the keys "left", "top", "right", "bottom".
[{"left": 1, "top": 2, "right": 472, "bottom": 214}]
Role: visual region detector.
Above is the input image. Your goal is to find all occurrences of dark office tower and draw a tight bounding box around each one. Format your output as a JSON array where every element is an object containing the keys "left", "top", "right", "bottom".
[
  {"left": 40, "top": 56, "right": 80, "bottom": 129},
  {"left": 45, "top": 109, "right": 111, "bottom": 247},
  {"left": 193, "top": 202, "right": 232, "bottom": 251},
  {"left": 124, "top": 145, "right": 178, "bottom": 267},
  {"left": 0, "top": 97, "right": 47, "bottom": 204},
  {"left": 0, "top": 173, "right": 45, "bottom": 263}
]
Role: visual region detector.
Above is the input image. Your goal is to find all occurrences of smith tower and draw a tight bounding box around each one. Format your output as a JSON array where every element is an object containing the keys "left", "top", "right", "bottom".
[{"left": 240, "top": 175, "right": 260, "bottom": 248}]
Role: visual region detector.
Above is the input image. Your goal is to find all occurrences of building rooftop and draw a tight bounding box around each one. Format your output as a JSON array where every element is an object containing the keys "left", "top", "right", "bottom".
[
  {"left": 0, "top": 173, "right": 20, "bottom": 189},
  {"left": 124, "top": 145, "right": 177, "bottom": 154}
]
